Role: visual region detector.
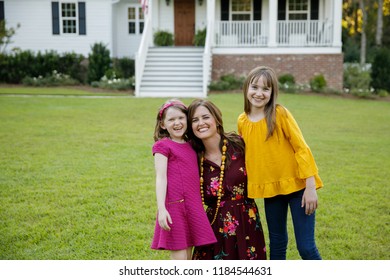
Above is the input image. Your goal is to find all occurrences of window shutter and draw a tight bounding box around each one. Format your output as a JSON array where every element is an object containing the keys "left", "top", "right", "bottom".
[
  {"left": 52, "top": 2, "right": 60, "bottom": 35},
  {"left": 78, "top": 2, "right": 86, "bottom": 35},
  {"left": 253, "top": 0, "right": 262, "bottom": 20},
  {"left": 310, "top": 0, "right": 319, "bottom": 20},
  {"left": 0, "top": 1, "right": 4, "bottom": 21},
  {"left": 221, "top": 0, "right": 229, "bottom": 21},
  {"left": 278, "top": 0, "right": 286, "bottom": 20}
]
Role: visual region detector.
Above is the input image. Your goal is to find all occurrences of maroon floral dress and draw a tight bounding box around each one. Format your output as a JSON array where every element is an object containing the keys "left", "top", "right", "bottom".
[{"left": 192, "top": 141, "right": 267, "bottom": 260}]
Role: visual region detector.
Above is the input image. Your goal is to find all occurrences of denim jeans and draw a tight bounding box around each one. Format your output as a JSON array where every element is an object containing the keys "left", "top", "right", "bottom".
[{"left": 264, "top": 189, "right": 322, "bottom": 260}]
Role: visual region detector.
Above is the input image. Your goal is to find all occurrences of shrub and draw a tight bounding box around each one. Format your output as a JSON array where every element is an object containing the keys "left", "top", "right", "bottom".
[
  {"left": 193, "top": 28, "right": 206, "bottom": 46},
  {"left": 343, "top": 63, "right": 371, "bottom": 92},
  {"left": 310, "top": 74, "right": 327, "bottom": 93},
  {"left": 88, "top": 42, "right": 111, "bottom": 83},
  {"left": 22, "top": 70, "right": 79, "bottom": 86},
  {"left": 278, "top": 73, "right": 298, "bottom": 93},
  {"left": 91, "top": 73, "right": 134, "bottom": 91},
  {"left": 371, "top": 47, "right": 390, "bottom": 93},
  {"left": 153, "top": 30, "right": 174, "bottom": 46},
  {"left": 112, "top": 57, "right": 135, "bottom": 78},
  {"left": 209, "top": 74, "right": 244, "bottom": 91}
]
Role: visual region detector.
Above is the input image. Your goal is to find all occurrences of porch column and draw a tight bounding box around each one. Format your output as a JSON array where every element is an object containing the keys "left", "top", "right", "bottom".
[
  {"left": 207, "top": 0, "right": 216, "bottom": 46},
  {"left": 268, "top": 0, "right": 277, "bottom": 47},
  {"left": 332, "top": 0, "right": 342, "bottom": 47}
]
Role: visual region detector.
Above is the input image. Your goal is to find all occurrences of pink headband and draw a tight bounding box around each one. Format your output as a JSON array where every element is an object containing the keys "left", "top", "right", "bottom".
[{"left": 159, "top": 102, "right": 187, "bottom": 119}]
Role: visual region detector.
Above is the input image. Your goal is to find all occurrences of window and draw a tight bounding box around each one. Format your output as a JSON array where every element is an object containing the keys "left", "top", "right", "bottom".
[
  {"left": 128, "top": 6, "right": 144, "bottom": 34},
  {"left": 52, "top": 2, "right": 86, "bottom": 35},
  {"left": 61, "top": 3, "right": 77, "bottom": 33},
  {"left": 231, "top": 0, "right": 251, "bottom": 21},
  {"left": 288, "top": 0, "right": 309, "bottom": 20}
]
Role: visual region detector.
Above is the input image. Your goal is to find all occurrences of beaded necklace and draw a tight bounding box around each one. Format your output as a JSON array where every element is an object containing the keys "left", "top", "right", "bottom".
[{"left": 200, "top": 139, "right": 228, "bottom": 225}]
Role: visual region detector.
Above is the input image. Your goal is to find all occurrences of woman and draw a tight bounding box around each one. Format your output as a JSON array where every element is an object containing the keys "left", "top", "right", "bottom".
[{"left": 187, "top": 99, "right": 266, "bottom": 260}]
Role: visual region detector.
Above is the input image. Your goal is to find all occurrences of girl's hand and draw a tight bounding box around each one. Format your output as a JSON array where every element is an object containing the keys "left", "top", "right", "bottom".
[
  {"left": 301, "top": 185, "right": 318, "bottom": 215},
  {"left": 158, "top": 208, "right": 172, "bottom": 231}
]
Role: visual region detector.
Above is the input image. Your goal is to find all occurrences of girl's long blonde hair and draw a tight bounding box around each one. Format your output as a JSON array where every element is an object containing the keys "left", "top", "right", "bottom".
[{"left": 242, "top": 66, "right": 279, "bottom": 139}]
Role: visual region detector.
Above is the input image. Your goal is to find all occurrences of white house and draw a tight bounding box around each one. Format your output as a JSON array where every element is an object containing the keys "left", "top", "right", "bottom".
[{"left": 1, "top": 0, "right": 343, "bottom": 97}]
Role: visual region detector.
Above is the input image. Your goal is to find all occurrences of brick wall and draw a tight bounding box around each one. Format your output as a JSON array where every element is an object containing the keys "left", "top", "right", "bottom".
[{"left": 211, "top": 54, "right": 344, "bottom": 91}]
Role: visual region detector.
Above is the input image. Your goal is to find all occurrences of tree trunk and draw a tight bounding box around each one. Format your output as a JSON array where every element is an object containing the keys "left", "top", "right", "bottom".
[
  {"left": 376, "top": 0, "right": 383, "bottom": 46},
  {"left": 359, "top": 0, "right": 367, "bottom": 65}
]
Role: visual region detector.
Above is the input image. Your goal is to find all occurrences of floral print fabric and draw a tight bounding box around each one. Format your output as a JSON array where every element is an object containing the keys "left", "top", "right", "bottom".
[{"left": 192, "top": 142, "right": 267, "bottom": 260}]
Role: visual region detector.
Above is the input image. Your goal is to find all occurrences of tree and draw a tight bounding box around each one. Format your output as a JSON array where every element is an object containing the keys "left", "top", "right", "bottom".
[
  {"left": 0, "top": 20, "right": 20, "bottom": 54},
  {"left": 359, "top": 0, "right": 367, "bottom": 65},
  {"left": 376, "top": 0, "right": 383, "bottom": 46}
]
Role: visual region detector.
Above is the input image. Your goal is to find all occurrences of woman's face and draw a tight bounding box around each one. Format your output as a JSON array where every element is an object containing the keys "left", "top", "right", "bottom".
[{"left": 190, "top": 105, "right": 218, "bottom": 141}]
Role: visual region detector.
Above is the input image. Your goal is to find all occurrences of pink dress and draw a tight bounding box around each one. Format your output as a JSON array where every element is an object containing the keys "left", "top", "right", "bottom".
[{"left": 151, "top": 138, "right": 217, "bottom": 250}]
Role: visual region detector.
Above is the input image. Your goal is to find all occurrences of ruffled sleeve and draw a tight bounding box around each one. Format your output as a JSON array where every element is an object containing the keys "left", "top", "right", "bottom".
[{"left": 278, "top": 106, "right": 320, "bottom": 180}]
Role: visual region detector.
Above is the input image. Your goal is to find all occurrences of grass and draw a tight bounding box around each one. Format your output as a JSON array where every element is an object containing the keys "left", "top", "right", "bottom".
[{"left": 0, "top": 87, "right": 389, "bottom": 260}]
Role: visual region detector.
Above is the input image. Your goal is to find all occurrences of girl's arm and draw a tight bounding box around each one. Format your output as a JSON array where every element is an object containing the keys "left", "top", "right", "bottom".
[
  {"left": 154, "top": 153, "right": 172, "bottom": 231},
  {"left": 302, "top": 176, "right": 318, "bottom": 215}
]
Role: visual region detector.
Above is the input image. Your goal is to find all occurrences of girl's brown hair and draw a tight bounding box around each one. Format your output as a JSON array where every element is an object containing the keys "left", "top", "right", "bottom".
[
  {"left": 153, "top": 99, "right": 188, "bottom": 142},
  {"left": 242, "top": 66, "right": 279, "bottom": 139},
  {"left": 187, "top": 99, "right": 245, "bottom": 167}
]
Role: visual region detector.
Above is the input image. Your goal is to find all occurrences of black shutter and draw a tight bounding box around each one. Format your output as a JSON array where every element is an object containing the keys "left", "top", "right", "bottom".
[
  {"left": 221, "top": 0, "right": 229, "bottom": 21},
  {"left": 0, "top": 1, "right": 4, "bottom": 21},
  {"left": 52, "top": 2, "right": 60, "bottom": 35},
  {"left": 310, "top": 0, "right": 319, "bottom": 20},
  {"left": 78, "top": 2, "right": 86, "bottom": 35},
  {"left": 278, "top": 0, "right": 286, "bottom": 20},
  {"left": 253, "top": 0, "right": 262, "bottom": 20}
]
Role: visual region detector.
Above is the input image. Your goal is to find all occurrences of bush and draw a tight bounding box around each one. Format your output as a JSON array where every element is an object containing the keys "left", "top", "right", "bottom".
[
  {"left": 193, "top": 28, "right": 206, "bottom": 46},
  {"left": 22, "top": 70, "right": 79, "bottom": 86},
  {"left": 278, "top": 73, "right": 298, "bottom": 93},
  {"left": 343, "top": 63, "right": 371, "bottom": 92},
  {"left": 91, "top": 73, "right": 134, "bottom": 90},
  {"left": 112, "top": 57, "right": 135, "bottom": 78},
  {"left": 88, "top": 42, "right": 111, "bottom": 83},
  {"left": 371, "top": 47, "right": 390, "bottom": 93},
  {"left": 153, "top": 30, "right": 174, "bottom": 46},
  {"left": 310, "top": 74, "right": 327, "bottom": 93},
  {"left": 209, "top": 74, "right": 244, "bottom": 91}
]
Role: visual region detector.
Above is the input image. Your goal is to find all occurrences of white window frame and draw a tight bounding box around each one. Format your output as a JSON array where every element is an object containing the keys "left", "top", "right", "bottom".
[
  {"left": 230, "top": 0, "right": 252, "bottom": 21},
  {"left": 60, "top": 2, "right": 78, "bottom": 34},
  {"left": 287, "top": 0, "right": 310, "bottom": 20},
  {"left": 128, "top": 5, "right": 144, "bottom": 35}
]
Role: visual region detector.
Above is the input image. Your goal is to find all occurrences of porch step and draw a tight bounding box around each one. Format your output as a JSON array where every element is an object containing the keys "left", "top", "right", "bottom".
[{"left": 139, "top": 47, "right": 205, "bottom": 97}]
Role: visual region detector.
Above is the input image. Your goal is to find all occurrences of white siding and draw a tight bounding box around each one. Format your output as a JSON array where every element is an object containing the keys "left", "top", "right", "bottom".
[
  {"left": 112, "top": 0, "right": 142, "bottom": 58},
  {"left": 5, "top": 0, "right": 112, "bottom": 57}
]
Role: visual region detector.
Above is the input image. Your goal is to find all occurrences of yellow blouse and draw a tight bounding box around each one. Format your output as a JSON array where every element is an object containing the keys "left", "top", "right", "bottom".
[{"left": 237, "top": 106, "right": 323, "bottom": 198}]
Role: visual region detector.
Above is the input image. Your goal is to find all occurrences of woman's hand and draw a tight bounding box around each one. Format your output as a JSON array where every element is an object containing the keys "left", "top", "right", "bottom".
[{"left": 302, "top": 177, "right": 318, "bottom": 215}]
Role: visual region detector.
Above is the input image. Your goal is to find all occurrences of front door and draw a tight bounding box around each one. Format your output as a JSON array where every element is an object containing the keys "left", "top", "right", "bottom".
[{"left": 174, "top": 0, "right": 195, "bottom": 46}]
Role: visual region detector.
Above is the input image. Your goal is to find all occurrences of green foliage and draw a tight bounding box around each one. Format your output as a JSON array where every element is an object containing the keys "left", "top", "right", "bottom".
[
  {"left": 193, "top": 28, "right": 206, "bottom": 46},
  {"left": 112, "top": 57, "right": 135, "bottom": 78},
  {"left": 153, "top": 30, "right": 174, "bottom": 46},
  {"left": 0, "top": 92, "right": 389, "bottom": 260},
  {"left": 88, "top": 42, "right": 111, "bottom": 83},
  {"left": 22, "top": 70, "right": 79, "bottom": 86},
  {"left": 370, "top": 47, "right": 390, "bottom": 92},
  {"left": 209, "top": 74, "right": 245, "bottom": 91},
  {"left": 309, "top": 74, "right": 327, "bottom": 93},
  {"left": 0, "top": 20, "right": 21, "bottom": 53},
  {"left": 343, "top": 63, "right": 371, "bottom": 92},
  {"left": 0, "top": 50, "right": 86, "bottom": 84},
  {"left": 91, "top": 72, "right": 134, "bottom": 90},
  {"left": 278, "top": 73, "right": 298, "bottom": 93}
]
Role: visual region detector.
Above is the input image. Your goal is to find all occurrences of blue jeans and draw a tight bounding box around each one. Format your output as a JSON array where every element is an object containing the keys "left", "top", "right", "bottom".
[{"left": 264, "top": 189, "right": 322, "bottom": 260}]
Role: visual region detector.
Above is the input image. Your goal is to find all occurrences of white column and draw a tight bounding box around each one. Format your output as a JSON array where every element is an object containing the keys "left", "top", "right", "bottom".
[
  {"left": 332, "top": 0, "right": 342, "bottom": 48},
  {"left": 268, "top": 0, "right": 277, "bottom": 47},
  {"left": 208, "top": 0, "right": 216, "bottom": 46}
]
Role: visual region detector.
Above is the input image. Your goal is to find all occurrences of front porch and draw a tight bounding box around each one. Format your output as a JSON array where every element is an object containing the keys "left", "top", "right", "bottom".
[{"left": 134, "top": 0, "right": 342, "bottom": 97}]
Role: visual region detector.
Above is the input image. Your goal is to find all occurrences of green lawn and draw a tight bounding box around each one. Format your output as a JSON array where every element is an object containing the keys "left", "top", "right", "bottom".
[{"left": 0, "top": 89, "right": 389, "bottom": 260}]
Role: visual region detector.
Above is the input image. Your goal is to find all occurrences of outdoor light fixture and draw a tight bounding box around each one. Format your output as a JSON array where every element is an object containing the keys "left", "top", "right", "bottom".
[
  {"left": 166, "top": 0, "right": 170, "bottom": 5},
  {"left": 199, "top": 0, "right": 203, "bottom": 5}
]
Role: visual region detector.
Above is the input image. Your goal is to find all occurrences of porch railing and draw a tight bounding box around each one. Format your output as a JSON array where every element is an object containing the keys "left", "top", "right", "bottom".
[{"left": 214, "top": 20, "right": 333, "bottom": 47}]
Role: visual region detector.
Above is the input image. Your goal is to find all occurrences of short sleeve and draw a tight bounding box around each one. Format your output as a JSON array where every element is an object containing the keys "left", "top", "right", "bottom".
[{"left": 152, "top": 140, "right": 170, "bottom": 157}]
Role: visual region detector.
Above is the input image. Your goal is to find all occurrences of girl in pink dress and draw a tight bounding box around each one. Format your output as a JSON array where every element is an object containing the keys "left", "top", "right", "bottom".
[{"left": 151, "top": 99, "right": 216, "bottom": 260}]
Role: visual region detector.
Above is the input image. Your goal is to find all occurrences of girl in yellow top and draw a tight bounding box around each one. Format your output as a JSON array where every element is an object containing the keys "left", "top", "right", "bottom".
[{"left": 238, "top": 66, "right": 323, "bottom": 260}]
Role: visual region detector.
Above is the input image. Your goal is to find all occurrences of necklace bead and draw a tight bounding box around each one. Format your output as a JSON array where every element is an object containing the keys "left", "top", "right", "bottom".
[{"left": 200, "top": 139, "right": 228, "bottom": 225}]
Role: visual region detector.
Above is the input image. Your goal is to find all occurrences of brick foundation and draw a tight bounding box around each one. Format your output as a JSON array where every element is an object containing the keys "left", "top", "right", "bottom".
[{"left": 211, "top": 53, "right": 344, "bottom": 91}]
